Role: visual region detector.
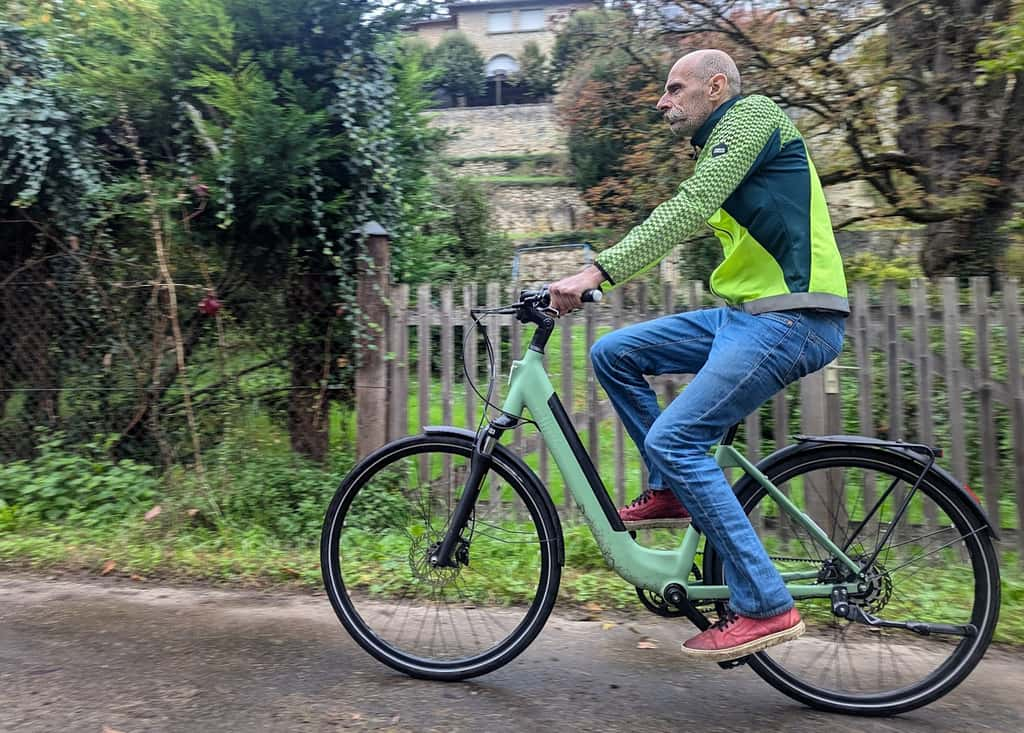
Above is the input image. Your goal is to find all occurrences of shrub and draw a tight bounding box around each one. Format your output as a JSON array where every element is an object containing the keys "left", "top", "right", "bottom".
[
  {"left": 0, "top": 431, "right": 158, "bottom": 525},
  {"left": 200, "top": 433, "right": 354, "bottom": 545},
  {"left": 428, "top": 32, "right": 486, "bottom": 101},
  {"left": 843, "top": 252, "right": 923, "bottom": 285},
  {"left": 518, "top": 41, "right": 554, "bottom": 99}
]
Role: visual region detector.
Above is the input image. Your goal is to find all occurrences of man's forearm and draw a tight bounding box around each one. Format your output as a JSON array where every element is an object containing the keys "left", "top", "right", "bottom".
[{"left": 594, "top": 181, "right": 715, "bottom": 286}]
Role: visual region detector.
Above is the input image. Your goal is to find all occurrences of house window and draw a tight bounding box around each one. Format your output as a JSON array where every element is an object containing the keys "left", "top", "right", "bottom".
[
  {"left": 487, "top": 11, "right": 514, "bottom": 33},
  {"left": 519, "top": 8, "right": 545, "bottom": 31}
]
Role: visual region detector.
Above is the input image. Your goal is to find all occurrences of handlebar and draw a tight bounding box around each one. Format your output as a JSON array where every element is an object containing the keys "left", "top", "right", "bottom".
[
  {"left": 472, "top": 285, "right": 604, "bottom": 353},
  {"left": 518, "top": 285, "right": 603, "bottom": 312}
]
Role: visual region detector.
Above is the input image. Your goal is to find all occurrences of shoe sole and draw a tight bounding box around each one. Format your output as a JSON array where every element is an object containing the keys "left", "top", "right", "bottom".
[
  {"left": 679, "top": 620, "right": 806, "bottom": 662},
  {"left": 622, "top": 518, "right": 692, "bottom": 529}
]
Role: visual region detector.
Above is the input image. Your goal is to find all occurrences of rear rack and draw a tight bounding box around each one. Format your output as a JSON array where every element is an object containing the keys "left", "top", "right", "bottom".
[{"left": 793, "top": 434, "right": 943, "bottom": 460}]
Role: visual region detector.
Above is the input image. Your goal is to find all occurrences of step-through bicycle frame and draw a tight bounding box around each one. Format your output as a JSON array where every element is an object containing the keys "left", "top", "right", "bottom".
[{"left": 495, "top": 347, "right": 865, "bottom": 603}]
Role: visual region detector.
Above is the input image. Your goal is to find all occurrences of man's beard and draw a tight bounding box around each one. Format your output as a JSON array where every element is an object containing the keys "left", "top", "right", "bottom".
[
  {"left": 667, "top": 102, "right": 712, "bottom": 137},
  {"left": 666, "top": 110, "right": 694, "bottom": 137}
]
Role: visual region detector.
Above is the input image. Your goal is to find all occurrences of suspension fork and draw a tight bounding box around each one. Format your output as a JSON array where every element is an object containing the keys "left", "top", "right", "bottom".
[{"left": 430, "top": 414, "right": 516, "bottom": 567}]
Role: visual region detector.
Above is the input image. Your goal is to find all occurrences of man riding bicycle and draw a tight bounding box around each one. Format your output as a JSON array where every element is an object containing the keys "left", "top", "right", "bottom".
[{"left": 549, "top": 49, "right": 848, "bottom": 662}]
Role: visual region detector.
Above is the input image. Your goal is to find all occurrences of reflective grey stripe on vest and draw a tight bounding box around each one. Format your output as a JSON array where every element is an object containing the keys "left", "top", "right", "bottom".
[{"left": 735, "top": 293, "right": 850, "bottom": 315}]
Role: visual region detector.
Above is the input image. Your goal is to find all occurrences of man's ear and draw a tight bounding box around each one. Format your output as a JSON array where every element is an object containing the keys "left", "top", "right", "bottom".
[{"left": 709, "top": 73, "right": 727, "bottom": 99}]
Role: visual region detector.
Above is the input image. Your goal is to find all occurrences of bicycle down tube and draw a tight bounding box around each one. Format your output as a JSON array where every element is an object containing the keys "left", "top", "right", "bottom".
[{"left": 502, "top": 347, "right": 863, "bottom": 602}]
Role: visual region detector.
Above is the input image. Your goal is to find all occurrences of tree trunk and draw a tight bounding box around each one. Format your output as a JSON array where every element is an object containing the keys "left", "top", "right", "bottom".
[
  {"left": 886, "top": 0, "right": 1017, "bottom": 279},
  {"left": 287, "top": 357, "right": 329, "bottom": 463},
  {"left": 921, "top": 206, "right": 1012, "bottom": 280},
  {"left": 18, "top": 272, "right": 60, "bottom": 435},
  {"left": 285, "top": 271, "right": 332, "bottom": 463}
]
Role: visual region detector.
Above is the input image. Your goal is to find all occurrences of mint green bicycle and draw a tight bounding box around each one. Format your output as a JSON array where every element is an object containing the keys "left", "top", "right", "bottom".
[{"left": 321, "top": 288, "right": 1000, "bottom": 716}]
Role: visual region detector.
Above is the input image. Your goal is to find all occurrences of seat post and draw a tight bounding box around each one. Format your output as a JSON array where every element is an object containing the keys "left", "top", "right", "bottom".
[{"left": 721, "top": 423, "right": 740, "bottom": 446}]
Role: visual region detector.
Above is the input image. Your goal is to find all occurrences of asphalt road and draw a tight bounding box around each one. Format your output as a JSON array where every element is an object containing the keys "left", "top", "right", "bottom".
[{"left": 1, "top": 574, "right": 1020, "bottom": 732}]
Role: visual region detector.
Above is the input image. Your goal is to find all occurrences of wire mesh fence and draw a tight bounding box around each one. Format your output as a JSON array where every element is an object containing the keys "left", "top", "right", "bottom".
[{"left": 3, "top": 258, "right": 1023, "bottom": 559}]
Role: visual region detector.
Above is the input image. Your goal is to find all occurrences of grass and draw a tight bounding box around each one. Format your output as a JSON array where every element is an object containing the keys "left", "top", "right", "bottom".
[
  {"left": 508, "top": 228, "right": 615, "bottom": 246},
  {"left": 0, "top": 521, "right": 324, "bottom": 586},
  {"left": 469, "top": 175, "right": 572, "bottom": 187},
  {"left": 4, "top": 517, "right": 1023, "bottom": 646},
  {"left": 446, "top": 152, "right": 565, "bottom": 165}
]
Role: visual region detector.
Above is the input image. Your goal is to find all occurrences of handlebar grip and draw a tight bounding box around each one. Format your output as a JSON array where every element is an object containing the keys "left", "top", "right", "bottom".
[{"left": 581, "top": 288, "right": 604, "bottom": 303}]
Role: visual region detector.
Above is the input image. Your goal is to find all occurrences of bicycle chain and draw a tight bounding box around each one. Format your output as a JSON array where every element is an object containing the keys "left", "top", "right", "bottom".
[
  {"left": 767, "top": 554, "right": 821, "bottom": 565},
  {"left": 700, "top": 551, "right": 822, "bottom": 566}
]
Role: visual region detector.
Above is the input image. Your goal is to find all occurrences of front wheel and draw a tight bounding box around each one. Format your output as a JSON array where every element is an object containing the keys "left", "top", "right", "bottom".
[
  {"left": 321, "top": 433, "right": 562, "bottom": 680},
  {"left": 703, "top": 443, "right": 1000, "bottom": 715}
]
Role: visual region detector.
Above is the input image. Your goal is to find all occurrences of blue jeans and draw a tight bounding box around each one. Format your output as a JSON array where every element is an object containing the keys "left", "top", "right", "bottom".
[{"left": 590, "top": 306, "right": 846, "bottom": 618}]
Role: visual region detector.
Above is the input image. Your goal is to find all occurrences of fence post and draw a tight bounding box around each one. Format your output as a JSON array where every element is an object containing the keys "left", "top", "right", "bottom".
[
  {"left": 1003, "top": 279, "right": 1024, "bottom": 566},
  {"left": 355, "top": 221, "right": 390, "bottom": 459},
  {"left": 800, "top": 366, "right": 830, "bottom": 532}
]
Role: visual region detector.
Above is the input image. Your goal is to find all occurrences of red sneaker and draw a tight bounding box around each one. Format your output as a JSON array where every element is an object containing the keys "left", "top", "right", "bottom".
[
  {"left": 618, "top": 489, "right": 691, "bottom": 529},
  {"left": 681, "top": 607, "right": 804, "bottom": 662}
]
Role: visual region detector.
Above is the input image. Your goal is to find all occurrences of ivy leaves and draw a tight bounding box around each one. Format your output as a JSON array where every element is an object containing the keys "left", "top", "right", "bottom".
[{"left": 0, "top": 23, "right": 101, "bottom": 229}]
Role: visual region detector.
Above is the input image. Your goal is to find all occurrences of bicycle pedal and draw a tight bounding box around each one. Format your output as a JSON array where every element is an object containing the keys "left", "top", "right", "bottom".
[{"left": 717, "top": 655, "right": 750, "bottom": 670}]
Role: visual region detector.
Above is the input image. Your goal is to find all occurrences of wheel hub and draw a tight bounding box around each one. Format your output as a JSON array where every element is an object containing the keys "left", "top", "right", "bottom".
[
  {"left": 411, "top": 536, "right": 470, "bottom": 587},
  {"left": 849, "top": 559, "right": 893, "bottom": 614},
  {"left": 818, "top": 555, "right": 893, "bottom": 615}
]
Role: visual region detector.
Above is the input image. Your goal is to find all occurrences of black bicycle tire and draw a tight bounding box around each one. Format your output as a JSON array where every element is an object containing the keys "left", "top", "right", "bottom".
[
  {"left": 702, "top": 443, "right": 1000, "bottom": 716},
  {"left": 320, "top": 433, "right": 562, "bottom": 681}
]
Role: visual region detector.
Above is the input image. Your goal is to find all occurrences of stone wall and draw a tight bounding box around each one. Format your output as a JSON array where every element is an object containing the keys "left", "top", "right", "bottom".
[
  {"left": 452, "top": 160, "right": 509, "bottom": 177},
  {"left": 835, "top": 228, "right": 926, "bottom": 260},
  {"left": 514, "top": 245, "right": 593, "bottom": 283},
  {"left": 824, "top": 180, "right": 926, "bottom": 259},
  {"left": 487, "top": 185, "right": 591, "bottom": 233},
  {"left": 430, "top": 103, "right": 565, "bottom": 157}
]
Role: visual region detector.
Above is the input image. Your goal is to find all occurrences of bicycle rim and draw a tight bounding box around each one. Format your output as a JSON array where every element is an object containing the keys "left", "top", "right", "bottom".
[
  {"left": 321, "top": 435, "right": 560, "bottom": 679},
  {"left": 703, "top": 445, "right": 999, "bottom": 714}
]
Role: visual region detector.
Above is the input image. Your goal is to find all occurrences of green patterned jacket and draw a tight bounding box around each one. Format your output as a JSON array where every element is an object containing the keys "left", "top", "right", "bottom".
[{"left": 594, "top": 94, "right": 849, "bottom": 314}]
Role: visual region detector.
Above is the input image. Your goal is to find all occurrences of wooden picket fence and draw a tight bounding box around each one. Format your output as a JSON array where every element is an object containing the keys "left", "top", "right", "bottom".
[{"left": 372, "top": 277, "right": 1024, "bottom": 559}]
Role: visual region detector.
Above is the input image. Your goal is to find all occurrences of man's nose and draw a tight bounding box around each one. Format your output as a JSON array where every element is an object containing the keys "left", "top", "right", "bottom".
[{"left": 656, "top": 95, "right": 671, "bottom": 112}]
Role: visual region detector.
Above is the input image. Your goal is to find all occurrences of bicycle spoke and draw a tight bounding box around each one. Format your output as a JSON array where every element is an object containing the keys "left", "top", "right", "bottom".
[
  {"left": 705, "top": 447, "right": 998, "bottom": 712},
  {"left": 331, "top": 441, "right": 554, "bottom": 666},
  {"left": 884, "top": 525, "right": 987, "bottom": 575}
]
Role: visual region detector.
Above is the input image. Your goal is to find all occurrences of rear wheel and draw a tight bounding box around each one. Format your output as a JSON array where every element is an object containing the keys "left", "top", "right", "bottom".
[
  {"left": 703, "top": 443, "right": 1000, "bottom": 715},
  {"left": 321, "top": 433, "right": 561, "bottom": 680}
]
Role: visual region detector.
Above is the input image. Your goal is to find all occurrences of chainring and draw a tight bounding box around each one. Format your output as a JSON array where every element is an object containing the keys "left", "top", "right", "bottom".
[
  {"left": 635, "top": 562, "right": 716, "bottom": 617},
  {"left": 635, "top": 588, "right": 688, "bottom": 617}
]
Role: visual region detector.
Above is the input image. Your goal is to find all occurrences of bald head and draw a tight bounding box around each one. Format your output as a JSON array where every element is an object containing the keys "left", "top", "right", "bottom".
[
  {"left": 672, "top": 50, "right": 742, "bottom": 97},
  {"left": 657, "top": 49, "right": 742, "bottom": 138}
]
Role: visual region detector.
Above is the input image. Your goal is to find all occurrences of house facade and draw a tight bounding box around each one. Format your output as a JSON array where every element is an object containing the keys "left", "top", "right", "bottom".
[{"left": 412, "top": 0, "right": 591, "bottom": 80}]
